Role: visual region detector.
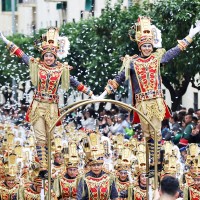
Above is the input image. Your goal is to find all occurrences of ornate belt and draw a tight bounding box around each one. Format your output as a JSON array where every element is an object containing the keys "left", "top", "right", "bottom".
[
  {"left": 34, "top": 91, "right": 59, "bottom": 103},
  {"left": 135, "top": 89, "right": 163, "bottom": 102}
]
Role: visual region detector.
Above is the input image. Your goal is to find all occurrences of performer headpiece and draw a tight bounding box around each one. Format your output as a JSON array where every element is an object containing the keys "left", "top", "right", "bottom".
[
  {"left": 129, "top": 16, "right": 162, "bottom": 48},
  {"left": 186, "top": 144, "right": 200, "bottom": 177},
  {"left": 82, "top": 132, "right": 104, "bottom": 165},
  {"left": 114, "top": 144, "right": 132, "bottom": 171},
  {"left": 34, "top": 27, "right": 70, "bottom": 59},
  {"left": 65, "top": 140, "right": 80, "bottom": 168},
  {"left": 4, "top": 152, "right": 18, "bottom": 178}
]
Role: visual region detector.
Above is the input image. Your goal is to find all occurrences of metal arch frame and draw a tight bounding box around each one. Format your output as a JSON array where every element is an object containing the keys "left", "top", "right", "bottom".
[{"left": 47, "top": 99, "right": 158, "bottom": 200}]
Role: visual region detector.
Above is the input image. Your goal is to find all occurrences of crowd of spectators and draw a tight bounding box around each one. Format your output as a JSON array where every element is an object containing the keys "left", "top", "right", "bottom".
[{"left": 1, "top": 100, "right": 199, "bottom": 148}]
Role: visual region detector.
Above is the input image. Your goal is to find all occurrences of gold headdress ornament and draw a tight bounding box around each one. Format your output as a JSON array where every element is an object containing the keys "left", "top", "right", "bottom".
[
  {"left": 14, "top": 140, "right": 23, "bottom": 158},
  {"left": 115, "top": 145, "right": 132, "bottom": 171},
  {"left": 129, "top": 16, "right": 162, "bottom": 48},
  {"left": 65, "top": 140, "right": 80, "bottom": 168},
  {"left": 113, "top": 134, "right": 124, "bottom": 150},
  {"left": 160, "top": 141, "right": 181, "bottom": 178},
  {"left": 4, "top": 152, "right": 18, "bottom": 178},
  {"left": 34, "top": 27, "right": 70, "bottom": 59},
  {"left": 135, "top": 151, "right": 146, "bottom": 176},
  {"left": 82, "top": 132, "right": 104, "bottom": 165},
  {"left": 161, "top": 155, "right": 180, "bottom": 179}
]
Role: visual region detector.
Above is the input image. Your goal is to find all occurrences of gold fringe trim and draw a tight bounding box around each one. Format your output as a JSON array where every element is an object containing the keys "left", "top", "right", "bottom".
[
  {"left": 120, "top": 55, "right": 131, "bottom": 81},
  {"left": 154, "top": 48, "right": 166, "bottom": 60},
  {"left": 61, "top": 62, "right": 70, "bottom": 92},
  {"left": 29, "top": 58, "right": 39, "bottom": 87}
]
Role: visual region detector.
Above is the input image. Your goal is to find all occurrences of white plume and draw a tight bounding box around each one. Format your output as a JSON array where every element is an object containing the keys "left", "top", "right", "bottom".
[
  {"left": 151, "top": 25, "right": 162, "bottom": 48},
  {"left": 57, "top": 36, "right": 70, "bottom": 59}
]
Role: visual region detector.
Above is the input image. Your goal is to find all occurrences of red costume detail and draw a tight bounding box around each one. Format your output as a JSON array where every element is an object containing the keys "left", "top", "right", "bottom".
[
  {"left": 85, "top": 174, "right": 110, "bottom": 200},
  {"left": 60, "top": 177, "right": 77, "bottom": 199}
]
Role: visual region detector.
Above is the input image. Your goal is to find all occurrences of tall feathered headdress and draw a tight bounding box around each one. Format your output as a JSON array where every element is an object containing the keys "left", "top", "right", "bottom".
[
  {"left": 129, "top": 16, "right": 162, "bottom": 48},
  {"left": 34, "top": 27, "right": 70, "bottom": 59}
]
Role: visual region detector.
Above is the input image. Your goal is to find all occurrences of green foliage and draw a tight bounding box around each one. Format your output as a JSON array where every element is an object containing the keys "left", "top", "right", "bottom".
[
  {"left": 0, "top": 0, "right": 199, "bottom": 111},
  {"left": 59, "top": 3, "right": 144, "bottom": 95}
]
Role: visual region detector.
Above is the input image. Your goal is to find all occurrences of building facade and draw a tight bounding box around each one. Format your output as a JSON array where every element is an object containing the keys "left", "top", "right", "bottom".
[{"left": 0, "top": 0, "right": 199, "bottom": 110}]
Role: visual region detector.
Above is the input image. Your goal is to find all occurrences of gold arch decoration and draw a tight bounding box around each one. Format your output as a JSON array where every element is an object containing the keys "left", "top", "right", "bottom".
[{"left": 47, "top": 99, "right": 157, "bottom": 200}]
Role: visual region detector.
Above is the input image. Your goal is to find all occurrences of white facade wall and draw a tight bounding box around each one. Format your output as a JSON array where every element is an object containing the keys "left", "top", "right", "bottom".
[
  {"left": 36, "top": 0, "right": 61, "bottom": 29},
  {"left": 0, "top": 0, "right": 199, "bottom": 110},
  {"left": 66, "top": 0, "right": 85, "bottom": 22},
  {"left": 163, "top": 83, "right": 200, "bottom": 111},
  {"left": 17, "top": 6, "right": 33, "bottom": 35},
  {"left": 0, "top": 1, "right": 15, "bottom": 36}
]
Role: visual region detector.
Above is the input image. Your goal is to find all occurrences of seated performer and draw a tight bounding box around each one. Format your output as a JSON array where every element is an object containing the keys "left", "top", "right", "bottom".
[
  {"left": 77, "top": 132, "right": 118, "bottom": 200},
  {"left": 0, "top": 28, "right": 94, "bottom": 177}
]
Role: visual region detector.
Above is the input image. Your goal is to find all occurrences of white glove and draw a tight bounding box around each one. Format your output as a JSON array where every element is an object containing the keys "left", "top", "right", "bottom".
[
  {"left": 99, "top": 90, "right": 108, "bottom": 99},
  {"left": 91, "top": 94, "right": 99, "bottom": 100},
  {"left": 189, "top": 20, "right": 200, "bottom": 38},
  {"left": 0, "top": 31, "right": 10, "bottom": 44}
]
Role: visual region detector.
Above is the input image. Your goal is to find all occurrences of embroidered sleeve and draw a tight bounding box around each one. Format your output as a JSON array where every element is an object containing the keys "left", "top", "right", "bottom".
[
  {"left": 105, "top": 71, "right": 125, "bottom": 95},
  {"left": 70, "top": 76, "right": 93, "bottom": 97},
  {"left": 6, "top": 42, "right": 30, "bottom": 65},
  {"left": 160, "top": 46, "right": 181, "bottom": 64},
  {"left": 161, "top": 36, "right": 192, "bottom": 64}
]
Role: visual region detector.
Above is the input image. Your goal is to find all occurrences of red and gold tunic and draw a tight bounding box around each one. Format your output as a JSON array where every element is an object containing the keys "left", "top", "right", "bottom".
[
  {"left": 6, "top": 43, "right": 93, "bottom": 127},
  {"left": 133, "top": 185, "right": 147, "bottom": 200},
  {"left": 23, "top": 183, "right": 41, "bottom": 200},
  {"left": 85, "top": 174, "right": 110, "bottom": 200},
  {"left": 116, "top": 179, "right": 130, "bottom": 200},
  {"left": 52, "top": 164, "right": 64, "bottom": 179},
  {"left": 185, "top": 172, "right": 194, "bottom": 187},
  {"left": 132, "top": 52, "right": 171, "bottom": 124},
  {"left": 0, "top": 182, "right": 20, "bottom": 200},
  {"left": 59, "top": 175, "right": 77, "bottom": 199},
  {"left": 188, "top": 185, "right": 200, "bottom": 200}
]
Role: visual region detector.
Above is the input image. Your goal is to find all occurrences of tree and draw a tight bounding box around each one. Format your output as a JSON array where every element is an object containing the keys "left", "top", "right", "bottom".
[
  {"left": 147, "top": 0, "right": 200, "bottom": 111},
  {"left": 1, "top": 0, "right": 199, "bottom": 111},
  {"left": 60, "top": 2, "right": 144, "bottom": 97}
]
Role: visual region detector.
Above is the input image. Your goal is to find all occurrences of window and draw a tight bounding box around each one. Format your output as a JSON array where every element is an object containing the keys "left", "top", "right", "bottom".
[
  {"left": 56, "top": 2, "right": 67, "bottom": 10},
  {"left": 85, "top": 0, "right": 94, "bottom": 12},
  {"left": 2, "top": 0, "right": 17, "bottom": 12},
  {"left": 194, "top": 92, "right": 198, "bottom": 111}
]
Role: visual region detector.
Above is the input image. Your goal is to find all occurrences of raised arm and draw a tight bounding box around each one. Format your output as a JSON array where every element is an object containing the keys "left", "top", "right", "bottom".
[
  {"left": 161, "top": 20, "right": 200, "bottom": 64},
  {"left": 0, "top": 31, "right": 30, "bottom": 66}
]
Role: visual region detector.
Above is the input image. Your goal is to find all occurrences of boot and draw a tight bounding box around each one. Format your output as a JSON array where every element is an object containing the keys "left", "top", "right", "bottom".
[
  {"left": 36, "top": 143, "right": 48, "bottom": 179},
  {"left": 147, "top": 138, "right": 162, "bottom": 171}
]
